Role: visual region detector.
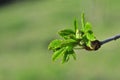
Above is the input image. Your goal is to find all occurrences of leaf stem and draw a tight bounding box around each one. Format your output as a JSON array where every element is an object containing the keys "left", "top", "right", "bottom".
[{"left": 100, "top": 34, "right": 120, "bottom": 45}]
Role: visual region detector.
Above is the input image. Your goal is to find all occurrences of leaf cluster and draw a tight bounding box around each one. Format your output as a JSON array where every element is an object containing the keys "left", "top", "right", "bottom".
[{"left": 48, "top": 13, "right": 97, "bottom": 63}]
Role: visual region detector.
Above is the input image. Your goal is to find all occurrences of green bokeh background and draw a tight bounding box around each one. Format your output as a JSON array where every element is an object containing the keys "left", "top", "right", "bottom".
[{"left": 0, "top": 0, "right": 120, "bottom": 80}]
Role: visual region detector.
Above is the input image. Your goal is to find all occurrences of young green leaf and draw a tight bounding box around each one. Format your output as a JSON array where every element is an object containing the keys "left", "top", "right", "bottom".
[
  {"left": 81, "top": 13, "right": 85, "bottom": 31},
  {"left": 62, "top": 52, "right": 69, "bottom": 63},
  {"left": 60, "top": 46, "right": 70, "bottom": 63},
  {"left": 68, "top": 49, "right": 76, "bottom": 60},
  {"left": 74, "top": 18, "right": 80, "bottom": 39},
  {"left": 86, "top": 32, "right": 96, "bottom": 41},
  {"left": 58, "top": 29, "right": 75, "bottom": 39},
  {"left": 74, "top": 19, "right": 78, "bottom": 32},
  {"left": 62, "top": 46, "right": 76, "bottom": 63},
  {"left": 52, "top": 47, "right": 65, "bottom": 61},
  {"left": 62, "top": 39, "right": 78, "bottom": 47},
  {"left": 48, "top": 39, "right": 62, "bottom": 50},
  {"left": 84, "top": 22, "right": 92, "bottom": 32}
]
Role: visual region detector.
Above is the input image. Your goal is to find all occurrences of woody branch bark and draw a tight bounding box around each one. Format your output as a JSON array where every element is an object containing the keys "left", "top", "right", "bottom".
[
  {"left": 89, "top": 34, "right": 120, "bottom": 51},
  {"left": 100, "top": 34, "right": 120, "bottom": 45}
]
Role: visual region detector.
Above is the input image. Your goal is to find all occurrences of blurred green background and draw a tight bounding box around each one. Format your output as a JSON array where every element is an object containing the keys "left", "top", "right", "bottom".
[{"left": 0, "top": 0, "right": 120, "bottom": 80}]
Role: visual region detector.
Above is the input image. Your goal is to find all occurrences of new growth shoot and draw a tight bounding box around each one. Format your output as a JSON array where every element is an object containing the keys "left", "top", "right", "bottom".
[{"left": 48, "top": 13, "right": 120, "bottom": 63}]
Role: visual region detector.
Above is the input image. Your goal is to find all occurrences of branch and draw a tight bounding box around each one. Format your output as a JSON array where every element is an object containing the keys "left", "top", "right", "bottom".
[{"left": 100, "top": 34, "right": 120, "bottom": 45}]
